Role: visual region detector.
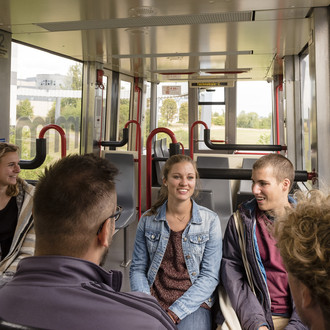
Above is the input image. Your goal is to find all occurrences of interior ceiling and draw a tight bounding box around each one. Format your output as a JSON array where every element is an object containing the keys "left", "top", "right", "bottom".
[{"left": 0, "top": 0, "right": 329, "bottom": 82}]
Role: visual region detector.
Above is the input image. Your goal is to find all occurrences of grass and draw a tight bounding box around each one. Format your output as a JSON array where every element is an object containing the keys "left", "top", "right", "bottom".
[{"left": 156, "top": 124, "right": 271, "bottom": 147}]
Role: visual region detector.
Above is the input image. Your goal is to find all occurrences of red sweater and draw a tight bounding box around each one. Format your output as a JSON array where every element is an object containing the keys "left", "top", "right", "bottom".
[{"left": 255, "top": 209, "right": 291, "bottom": 316}]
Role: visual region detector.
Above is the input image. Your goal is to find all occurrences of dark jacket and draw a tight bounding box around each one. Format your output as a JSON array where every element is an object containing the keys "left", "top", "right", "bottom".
[
  {"left": 220, "top": 198, "right": 307, "bottom": 330},
  {"left": 0, "top": 256, "right": 177, "bottom": 330}
]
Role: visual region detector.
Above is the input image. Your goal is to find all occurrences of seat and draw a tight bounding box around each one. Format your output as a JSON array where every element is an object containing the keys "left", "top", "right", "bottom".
[
  {"left": 160, "top": 138, "right": 169, "bottom": 158},
  {"left": 104, "top": 152, "right": 137, "bottom": 230},
  {"left": 236, "top": 158, "right": 259, "bottom": 209},
  {"left": 104, "top": 152, "right": 137, "bottom": 267},
  {"left": 196, "top": 156, "right": 232, "bottom": 235},
  {"left": 153, "top": 139, "right": 167, "bottom": 186},
  {"left": 194, "top": 189, "right": 214, "bottom": 211}
]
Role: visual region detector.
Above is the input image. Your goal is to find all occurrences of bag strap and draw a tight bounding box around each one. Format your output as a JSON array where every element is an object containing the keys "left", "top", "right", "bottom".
[{"left": 233, "top": 210, "right": 256, "bottom": 296}]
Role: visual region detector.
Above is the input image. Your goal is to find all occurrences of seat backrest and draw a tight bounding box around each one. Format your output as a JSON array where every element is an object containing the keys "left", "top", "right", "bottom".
[
  {"left": 194, "top": 189, "right": 214, "bottom": 211},
  {"left": 104, "top": 152, "right": 137, "bottom": 229},
  {"left": 236, "top": 158, "right": 259, "bottom": 208},
  {"left": 160, "top": 138, "right": 169, "bottom": 158},
  {"left": 196, "top": 156, "right": 232, "bottom": 234},
  {"left": 153, "top": 139, "right": 166, "bottom": 186},
  {"left": 196, "top": 156, "right": 229, "bottom": 169},
  {"left": 239, "top": 158, "right": 258, "bottom": 192}
]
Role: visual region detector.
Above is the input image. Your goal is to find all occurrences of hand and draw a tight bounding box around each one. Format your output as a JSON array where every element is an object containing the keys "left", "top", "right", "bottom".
[{"left": 258, "top": 327, "right": 269, "bottom": 330}]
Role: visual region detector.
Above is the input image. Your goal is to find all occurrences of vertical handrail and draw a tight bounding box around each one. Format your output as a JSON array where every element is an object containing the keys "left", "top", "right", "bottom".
[
  {"left": 134, "top": 78, "right": 142, "bottom": 152},
  {"left": 146, "top": 128, "right": 178, "bottom": 210},
  {"left": 189, "top": 121, "right": 209, "bottom": 159},
  {"left": 275, "top": 83, "right": 283, "bottom": 154},
  {"left": 125, "top": 120, "right": 142, "bottom": 219},
  {"left": 39, "top": 124, "right": 67, "bottom": 158}
]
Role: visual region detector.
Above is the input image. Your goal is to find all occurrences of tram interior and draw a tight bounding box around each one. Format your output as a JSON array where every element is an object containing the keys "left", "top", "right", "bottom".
[{"left": 0, "top": 1, "right": 329, "bottom": 293}]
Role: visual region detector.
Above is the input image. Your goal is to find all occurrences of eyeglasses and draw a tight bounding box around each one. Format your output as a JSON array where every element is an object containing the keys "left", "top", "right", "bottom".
[{"left": 96, "top": 205, "right": 123, "bottom": 235}]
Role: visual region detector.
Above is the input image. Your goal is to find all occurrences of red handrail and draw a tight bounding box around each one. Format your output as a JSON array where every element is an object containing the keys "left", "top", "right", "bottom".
[
  {"left": 179, "top": 142, "right": 185, "bottom": 154},
  {"left": 189, "top": 121, "right": 209, "bottom": 159},
  {"left": 125, "top": 120, "right": 142, "bottom": 219},
  {"left": 146, "top": 128, "right": 178, "bottom": 209},
  {"left": 39, "top": 124, "right": 67, "bottom": 158}
]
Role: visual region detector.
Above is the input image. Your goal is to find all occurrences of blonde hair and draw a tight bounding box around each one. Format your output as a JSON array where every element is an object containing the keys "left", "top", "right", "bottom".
[
  {"left": 275, "top": 190, "right": 330, "bottom": 323},
  {"left": 147, "top": 154, "right": 199, "bottom": 215},
  {"left": 0, "top": 142, "right": 21, "bottom": 196}
]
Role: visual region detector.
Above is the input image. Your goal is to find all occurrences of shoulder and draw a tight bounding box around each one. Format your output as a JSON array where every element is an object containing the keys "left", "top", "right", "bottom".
[
  {"left": 192, "top": 202, "right": 221, "bottom": 235},
  {"left": 196, "top": 205, "right": 220, "bottom": 226},
  {"left": 20, "top": 180, "right": 35, "bottom": 196},
  {"left": 193, "top": 200, "right": 217, "bottom": 218},
  {"left": 138, "top": 207, "right": 164, "bottom": 231}
]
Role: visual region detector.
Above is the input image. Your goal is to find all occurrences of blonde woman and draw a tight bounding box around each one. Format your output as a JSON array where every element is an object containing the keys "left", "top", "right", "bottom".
[
  {"left": 0, "top": 143, "right": 35, "bottom": 280},
  {"left": 130, "top": 154, "right": 222, "bottom": 329}
]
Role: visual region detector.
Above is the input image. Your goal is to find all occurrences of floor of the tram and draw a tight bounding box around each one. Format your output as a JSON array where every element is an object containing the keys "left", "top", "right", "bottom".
[{"left": 102, "top": 218, "right": 138, "bottom": 293}]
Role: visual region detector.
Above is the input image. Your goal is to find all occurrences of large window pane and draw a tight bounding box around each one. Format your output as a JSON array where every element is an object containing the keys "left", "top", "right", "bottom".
[
  {"left": 142, "top": 81, "right": 151, "bottom": 152},
  {"left": 236, "top": 81, "right": 272, "bottom": 145},
  {"left": 10, "top": 43, "right": 82, "bottom": 180},
  {"left": 198, "top": 88, "right": 225, "bottom": 150},
  {"left": 117, "top": 79, "right": 131, "bottom": 151},
  {"left": 156, "top": 82, "right": 189, "bottom": 149},
  {"left": 300, "top": 53, "right": 312, "bottom": 178}
]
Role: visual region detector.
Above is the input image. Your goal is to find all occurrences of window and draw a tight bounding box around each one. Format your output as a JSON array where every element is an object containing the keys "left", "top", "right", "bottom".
[
  {"left": 156, "top": 82, "right": 189, "bottom": 149},
  {"left": 10, "top": 42, "right": 83, "bottom": 180},
  {"left": 198, "top": 88, "right": 225, "bottom": 150},
  {"left": 142, "top": 81, "right": 151, "bottom": 151},
  {"left": 236, "top": 81, "right": 272, "bottom": 145},
  {"left": 300, "top": 53, "right": 312, "bottom": 178},
  {"left": 116, "top": 78, "right": 132, "bottom": 151}
]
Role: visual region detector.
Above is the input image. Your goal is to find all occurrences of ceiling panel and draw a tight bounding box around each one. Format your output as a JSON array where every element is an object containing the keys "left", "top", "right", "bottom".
[{"left": 1, "top": 0, "right": 329, "bottom": 81}]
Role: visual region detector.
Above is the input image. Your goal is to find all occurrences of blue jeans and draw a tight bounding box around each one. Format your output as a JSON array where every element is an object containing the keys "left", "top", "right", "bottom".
[{"left": 177, "top": 307, "right": 212, "bottom": 330}]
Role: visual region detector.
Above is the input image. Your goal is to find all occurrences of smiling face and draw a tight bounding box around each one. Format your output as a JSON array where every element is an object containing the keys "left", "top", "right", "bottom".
[
  {"left": 0, "top": 152, "right": 21, "bottom": 188},
  {"left": 163, "top": 161, "right": 196, "bottom": 204},
  {"left": 251, "top": 165, "right": 290, "bottom": 215}
]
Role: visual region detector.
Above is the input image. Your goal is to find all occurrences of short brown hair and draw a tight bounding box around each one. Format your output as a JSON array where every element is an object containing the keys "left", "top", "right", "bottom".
[
  {"left": 275, "top": 190, "right": 330, "bottom": 323},
  {"left": 253, "top": 154, "right": 294, "bottom": 189},
  {"left": 33, "top": 154, "right": 118, "bottom": 257}
]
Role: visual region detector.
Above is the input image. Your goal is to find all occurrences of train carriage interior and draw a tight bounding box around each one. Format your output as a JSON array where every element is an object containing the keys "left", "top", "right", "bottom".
[{"left": 0, "top": 0, "right": 329, "bottom": 294}]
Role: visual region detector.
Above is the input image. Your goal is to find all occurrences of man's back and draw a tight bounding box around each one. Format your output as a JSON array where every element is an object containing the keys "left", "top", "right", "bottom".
[{"left": 0, "top": 256, "right": 176, "bottom": 330}]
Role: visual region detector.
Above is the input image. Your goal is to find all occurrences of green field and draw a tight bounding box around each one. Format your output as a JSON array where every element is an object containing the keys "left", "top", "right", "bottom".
[{"left": 156, "top": 124, "right": 271, "bottom": 147}]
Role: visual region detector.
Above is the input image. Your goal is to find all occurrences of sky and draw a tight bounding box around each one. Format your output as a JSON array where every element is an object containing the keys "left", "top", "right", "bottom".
[
  {"left": 237, "top": 81, "right": 273, "bottom": 117},
  {"left": 13, "top": 43, "right": 76, "bottom": 79}
]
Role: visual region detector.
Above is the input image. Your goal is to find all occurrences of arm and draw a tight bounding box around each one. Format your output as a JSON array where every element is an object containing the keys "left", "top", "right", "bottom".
[
  {"left": 285, "top": 298, "right": 308, "bottom": 330},
  {"left": 169, "top": 214, "right": 222, "bottom": 320},
  {"left": 129, "top": 216, "right": 152, "bottom": 294},
  {"left": 221, "top": 214, "right": 269, "bottom": 330},
  {"left": 3, "top": 222, "right": 35, "bottom": 274},
  {"left": 0, "top": 184, "right": 35, "bottom": 275}
]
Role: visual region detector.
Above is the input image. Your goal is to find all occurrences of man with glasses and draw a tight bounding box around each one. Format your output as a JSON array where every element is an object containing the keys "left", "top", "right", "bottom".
[{"left": 0, "top": 154, "right": 176, "bottom": 330}]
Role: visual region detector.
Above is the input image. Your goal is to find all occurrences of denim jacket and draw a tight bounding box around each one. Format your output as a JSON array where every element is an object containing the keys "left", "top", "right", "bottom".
[{"left": 130, "top": 199, "right": 222, "bottom": 321}]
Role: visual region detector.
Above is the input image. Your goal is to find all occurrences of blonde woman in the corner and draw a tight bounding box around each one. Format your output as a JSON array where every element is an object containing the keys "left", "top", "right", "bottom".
[{"left": 0, "top": 143, "right": 35, "bottom": 282}]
